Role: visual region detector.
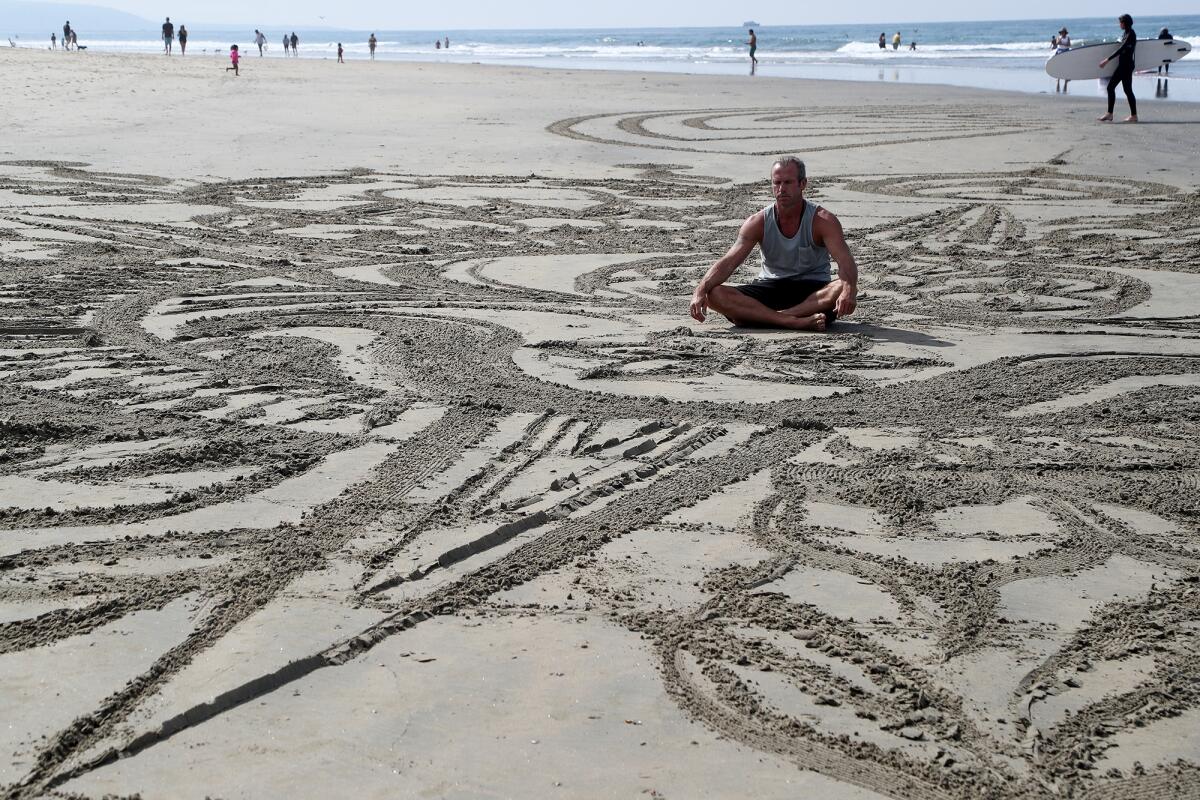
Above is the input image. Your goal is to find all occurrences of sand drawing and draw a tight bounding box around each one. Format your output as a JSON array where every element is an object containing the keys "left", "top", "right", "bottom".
[
  {"left": 1, "top": 155, "right": 1199, "bottom": 799},
  {"left": 548, "top": 106, "right": 1046, "bottom": 155}
]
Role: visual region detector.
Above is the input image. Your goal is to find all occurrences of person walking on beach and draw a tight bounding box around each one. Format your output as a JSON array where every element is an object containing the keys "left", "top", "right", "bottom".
[
  {"left": 1053, "top": 27, "right": 1071, "bottom": 91},
  {"left": 178, "top": 25, "right": 187, "bottom": 54},
  {"left": 690, "top": 156, "right": 859, "bottom": 332},
  {"left": 226, "top": 43, "right": 240, "bottom": 76},
  {"left": 337, "top": 42, "right": 344, "bottom": 63},
  {"left": 282, "top": 33, "right": 290, "bottom": 56},
  {"left": 368, "top": 33, "right": 377, "bottom": 59},
  {"left": 63, "top": 21, "right": 71, "bottom": 50},
  {"left": 746, "top": 29, "right": 758, "bottom": 66},
  {"left": 162, "top": 17, "right": 174, "bottom": 54},
  {"left": 51, "top": 32, "right": 56, "bottom": 49},
  {"left": 878, "top": 32, "right": 886, "bottom": 49},
  {"left": 255, "top": 29, "right": 267, "bottom": 57},
  {"left": 69, "top": 29, "right": 78, "bottom": 49},
  {"left": 1098, "top": 14, "right": 1137, "bottom": 122},
  {"left": 290, "top": 32, "right": 299, "bottom": 56},
  {"left": 892, "top": 31, "right": 901, "bottom": 50}
]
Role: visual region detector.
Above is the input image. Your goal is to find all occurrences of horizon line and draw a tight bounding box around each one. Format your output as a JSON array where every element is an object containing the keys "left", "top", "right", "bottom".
[{"left": 14, "top": 9, "right": 1199, "bottom": 33}]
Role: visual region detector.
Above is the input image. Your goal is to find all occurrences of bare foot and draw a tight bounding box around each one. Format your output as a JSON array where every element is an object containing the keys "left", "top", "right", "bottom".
[
  {"left": 785, "top": 313, "right": 827, "bottom": 332},
  {"left": 1123, "top": 115, "right": 1138, "bottom": 123},
  {"left": 1097, "top": 113, "right": 1113, "bottom": 122}
]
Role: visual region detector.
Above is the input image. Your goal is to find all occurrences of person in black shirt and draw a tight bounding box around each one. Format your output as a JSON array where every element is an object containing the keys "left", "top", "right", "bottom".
[
  {"left": 162, "top": 17, "right": 174, "bottom": 54},
  {"left": 1098, "top": 14, "right": 1137, "bottom": 122},
  {"left": 1158, "top": 27, "right": 1172, "bottom": 75}
]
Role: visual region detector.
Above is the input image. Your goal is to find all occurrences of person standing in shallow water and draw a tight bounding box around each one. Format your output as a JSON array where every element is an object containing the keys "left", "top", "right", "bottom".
[
  {"left": 1158, "top": 27, "right": 1173, "bottom": 74},
  {"left": 290, "top": 32, "right": 298, "bottom": 56},
  {"left": 746, "top": 29, "right": 758, "bottom": 66},
  {"left": 690, "top": 156, "right": 859, "bottom": 332},
  {"left": 878, "top": 32, "right": 886, "bottom": 49},
  {"left": 892, "top": 31, "right": 901, "bottom": 50},
  {"left": 1098, "top": 14, "right": 1137, "bottom": 122}
]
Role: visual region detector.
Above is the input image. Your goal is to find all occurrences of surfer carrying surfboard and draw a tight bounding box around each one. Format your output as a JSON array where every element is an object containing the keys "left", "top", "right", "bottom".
[{"left": 1098, "top": 14, "right": 1137, "bottom": 123}]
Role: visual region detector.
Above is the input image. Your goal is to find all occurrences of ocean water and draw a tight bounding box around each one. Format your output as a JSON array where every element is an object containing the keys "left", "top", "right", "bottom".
[{"left": 11, "top": 16, "right": 1200, "bottom": 102}]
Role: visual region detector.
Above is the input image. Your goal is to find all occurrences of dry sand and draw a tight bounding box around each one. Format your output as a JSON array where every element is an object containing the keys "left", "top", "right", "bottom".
[{"left": 1, "top": 49, "right": 1199, "bottom": 799}]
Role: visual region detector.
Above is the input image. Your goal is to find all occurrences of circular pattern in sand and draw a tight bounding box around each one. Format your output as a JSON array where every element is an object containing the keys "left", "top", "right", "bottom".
[
  {"left": 548, "top": 106, "right": 1044, "bottom": 155},
  {"left": 843, "top": 169, "right": 1179, "bottom": 201}
]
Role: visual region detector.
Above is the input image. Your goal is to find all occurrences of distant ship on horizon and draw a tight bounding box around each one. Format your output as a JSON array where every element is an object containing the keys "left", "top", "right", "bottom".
[{"left": 743, "top": 21, "right": 760, "bottom": 27}]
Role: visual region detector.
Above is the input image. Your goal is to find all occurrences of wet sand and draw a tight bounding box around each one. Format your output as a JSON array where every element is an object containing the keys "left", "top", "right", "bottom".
[{"left": 2, "top": 49, "right": 1200, "bottom": 799}]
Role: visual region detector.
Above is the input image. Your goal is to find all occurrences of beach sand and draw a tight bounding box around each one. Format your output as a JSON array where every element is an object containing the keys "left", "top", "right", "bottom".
[{"left": 1, "top": 49, "right": 1199, "bottom": 799}]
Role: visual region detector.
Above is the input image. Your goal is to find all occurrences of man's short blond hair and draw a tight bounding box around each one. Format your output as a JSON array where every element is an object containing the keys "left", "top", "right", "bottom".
[{"left": 772, "top": 156, "right": 807, "bottom": 182}]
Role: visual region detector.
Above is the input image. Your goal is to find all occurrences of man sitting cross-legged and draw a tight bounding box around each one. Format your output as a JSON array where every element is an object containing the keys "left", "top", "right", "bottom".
[{"left": 690, "top": 156, "right": 858, "bottom": 332}]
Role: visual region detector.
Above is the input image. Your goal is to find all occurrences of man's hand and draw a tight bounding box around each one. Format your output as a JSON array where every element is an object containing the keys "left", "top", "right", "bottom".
[
  {"left": 1100, "top": 58, "right": 1109, "bottom": 67},
  {"left": 690, "top": 288, "right": 709, "bottom": 322},
  {"left": 835, "top": 284, "right": 857, "bottom": 318}
]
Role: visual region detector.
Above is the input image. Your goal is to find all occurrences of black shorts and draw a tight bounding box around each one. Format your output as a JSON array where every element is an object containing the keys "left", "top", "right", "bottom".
[{"left": 735, "top": 278, "right": 830, "bottom": 311}]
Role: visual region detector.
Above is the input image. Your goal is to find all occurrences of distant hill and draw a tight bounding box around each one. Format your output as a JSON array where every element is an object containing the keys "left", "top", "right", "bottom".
[{"left": 1, "top": 1, "right": 153, "bottom": 34}]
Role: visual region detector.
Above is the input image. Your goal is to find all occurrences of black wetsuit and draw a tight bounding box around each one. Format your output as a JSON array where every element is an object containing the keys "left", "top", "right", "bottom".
[{"left": 1107, "top": 28, "right": 1137, "bottom": 116}]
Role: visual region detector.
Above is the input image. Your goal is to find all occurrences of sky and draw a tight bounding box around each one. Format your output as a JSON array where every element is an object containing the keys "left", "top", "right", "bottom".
[{"left": 21, "top": 0, "right": 1200, "bottom": 29}]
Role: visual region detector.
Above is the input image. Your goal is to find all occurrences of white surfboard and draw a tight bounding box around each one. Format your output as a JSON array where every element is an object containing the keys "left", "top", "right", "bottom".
[{"left": 1046, "top": 38, "right": 1191, "bottom": 80}]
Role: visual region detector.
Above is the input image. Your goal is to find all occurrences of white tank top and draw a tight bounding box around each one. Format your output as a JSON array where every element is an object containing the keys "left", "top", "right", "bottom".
[{"left": 758, "top": 201, "right": 831, "bottom": 282}]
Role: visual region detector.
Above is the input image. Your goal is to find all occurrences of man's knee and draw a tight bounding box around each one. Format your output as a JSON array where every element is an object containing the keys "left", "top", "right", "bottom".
[
  {"left": 707, "top": 286, "right": 746, "bottom": 324},
  {"left": 708, "top": 285, "right": 739, "bottom": 310},
  {"left": 812, "top": 280, "right": 843, "bottom": 306}
]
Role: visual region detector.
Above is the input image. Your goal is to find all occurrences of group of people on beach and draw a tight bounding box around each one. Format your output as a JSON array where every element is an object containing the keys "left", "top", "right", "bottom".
[
  {"left": 36, "top": 15, "right": 1183, "bottom": 122},
  {"left": 1061, "top": 15, "right": 1171, "bottom": 123},
  {"left": 50, "top": 21, "right": 79, "bottom": 50},
  {"left": 160, "top": 18, "right": 187, "bottom": 54},
  {"left": 876, "top": 31, "right": 916, "bottom": 50},
  {"left": 1052, "top": 15, "right": 1179, "bottom": 119}
]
